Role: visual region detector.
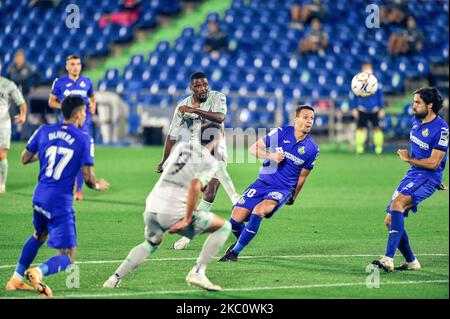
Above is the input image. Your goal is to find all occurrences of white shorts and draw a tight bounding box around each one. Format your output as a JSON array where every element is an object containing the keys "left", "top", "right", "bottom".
[
  {"left": 143, "top": 210, "right": 213, "bottom": 244},
  {"left": 0, "top": 128, "right": 11, "bottom": 149}
]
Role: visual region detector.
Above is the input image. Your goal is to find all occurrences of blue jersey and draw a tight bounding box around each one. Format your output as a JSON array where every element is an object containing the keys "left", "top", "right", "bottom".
[
  {"left": 352, "top": 88, "right": 384, "bottom": 113},
  {"left": 407, "top": 116, "right": 448, "bottom": 183},
  {"left": 51, "top": 75, "right": 94, "bottom": 132},
  {"left": 26, "top": 123, "right": 94, "bottom": 215},
  {"left": 258, "top": 126, "right": 319, "bottom": 191}
]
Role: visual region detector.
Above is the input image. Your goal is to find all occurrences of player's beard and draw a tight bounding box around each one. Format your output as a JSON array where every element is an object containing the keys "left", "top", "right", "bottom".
[{"left": 414, "top": 109, "right": 428, "bottom": 120}]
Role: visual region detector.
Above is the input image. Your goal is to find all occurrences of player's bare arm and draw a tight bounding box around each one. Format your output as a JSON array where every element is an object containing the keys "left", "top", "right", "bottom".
[
  {"left": 48, "top": 93, "right": 61, "bottom": 110},
  {"left": 82, "top": 165, "right": 109, "bottom": 191},
  {"left": 287, "top": 168, "right": 312, "bottom": 205},
  {"left": 157, "top": 136, "right": 176, "bottom": 173},
  {"left": 88, "top": 94, "right": 96, "bottom": 114},
  {"left": 397, "top": 148, "right": 446, "bottom": 170},
  {"left": 179, "top": 105, "right": 225, "bottom": 123},
  {"left": 14, "top": 102, "right": 27, "bottom": 124},
  {"left": 20, "top": 149, "right": 38, "bottom": 164},
  {"left": 169, "top": 178, "right": 202, "bottom": 233},
  {"left": 249, "top": 138, "right": 285, "bottom": 163}
]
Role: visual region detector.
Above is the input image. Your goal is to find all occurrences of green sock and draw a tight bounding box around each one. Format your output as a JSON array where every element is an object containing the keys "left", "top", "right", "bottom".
[
  {"left": 374, "top": 130, "right": 384, "bottom": 155},
  {"left": 355, "top": 130, "right": 367, "bottom": 154}
]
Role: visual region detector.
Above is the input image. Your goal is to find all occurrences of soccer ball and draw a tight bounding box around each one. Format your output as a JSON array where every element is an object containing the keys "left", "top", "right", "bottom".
[{"left": 351, "top": 72, "right": 378, "bottom": 97}]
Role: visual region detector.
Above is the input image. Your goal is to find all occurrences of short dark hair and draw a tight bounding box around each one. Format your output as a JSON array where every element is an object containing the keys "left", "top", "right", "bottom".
[
  {"left": 295, "top": 105, "right": 315, "bottom": 117},
  {"left": 66, "top": 54, "right": 81, "bottom": 62},
  {"left": 190, "top": 72, "right": 208, "bottom": 84},
  {"left": 413, "top": 87, "right": 444, "bottom": 115},
  {"left": 61, "top": 95, "right": 85, "bottom": 120},
  {"left": 200, "top": 123, "right": 222, "bottom": 146}
]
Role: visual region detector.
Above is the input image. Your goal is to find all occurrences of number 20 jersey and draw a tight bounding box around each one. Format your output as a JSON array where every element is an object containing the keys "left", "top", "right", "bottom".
[
  {"left": 26, "top": 123, "right": 94, "bottom": 214},
  {"left": 146, "top": 141, "right": 219, "bottom": 216}
]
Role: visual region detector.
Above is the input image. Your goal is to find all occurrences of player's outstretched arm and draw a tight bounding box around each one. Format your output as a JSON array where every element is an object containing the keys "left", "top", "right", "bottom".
[
  {"left": 397, "top": 148, "right": 446, "bottom": 170},
  {"left": 82, "top": 165, "right": 109, "bottom": 191},
  {"left": 249, "top": 138, "right": 285, "bottom": 163},
  {"left": 168, "top": 178, "right": 202, "bottom": 233},
  {"left": 287, "top": 168, "right": 312, "bottom": 205},
  {"left": 48, "top": 93, "right": 61, "bottom": 110},
  {"left": 20, "top": 149, "right": 38, "bottom": 165}
]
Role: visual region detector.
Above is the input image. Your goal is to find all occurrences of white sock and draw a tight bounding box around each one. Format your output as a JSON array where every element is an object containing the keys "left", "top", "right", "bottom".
[
  {"left": 215, "top": 161, "right": 238, "bottom": 202},
  {"left": 0, "top": 159, "right": 8, "bottom": 187},
  {"left": 115, "top": 241, "right": 157, "bottom": 279},
  {"left": 197, "top": 199, "right": 213, "bottom": 213},
  {"left": 196, "top": 221, "right": 231, "bottom": 267}
]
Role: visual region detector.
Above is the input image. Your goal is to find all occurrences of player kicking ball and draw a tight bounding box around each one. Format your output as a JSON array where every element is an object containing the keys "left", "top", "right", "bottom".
[
  {"left": 104, "top": 124, "right": 231, "bottom": 291},
  {"left": 372, "top": 87, "right": 448, "bottom": 272},
  {"left": 5, "top": 95, "right": 109, "bottom": 297},
  {"left": 219, "top": 105, "right": 319, "bottom": 262}
]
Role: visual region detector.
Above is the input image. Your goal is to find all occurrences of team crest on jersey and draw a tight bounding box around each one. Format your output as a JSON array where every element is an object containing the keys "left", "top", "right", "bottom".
[
  {"left": 238, "top": 197, "right": 246, "bottom": 204},
  {"left": 80, "top": 81, "right": 86, "bottom": 88},
  {"left": 298, "top": 146, "right": 305, "bottom": 155},
  {"left": 422, "top": 129, "right": 429, "bottom": 137}
]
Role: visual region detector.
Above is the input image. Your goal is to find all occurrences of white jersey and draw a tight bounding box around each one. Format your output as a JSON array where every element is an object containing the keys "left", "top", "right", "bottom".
[
  {"left": 0, "top": 77, "right": 25, "bottom": 129},
  {"left": 168, "top": 90, "right": 227, "bottom": 138},
  {"left": 146, "top": 141, "right": 219, "bottom": 216},
  {"left": 167, "top": 90, "right": 228, "bottom": 161}
]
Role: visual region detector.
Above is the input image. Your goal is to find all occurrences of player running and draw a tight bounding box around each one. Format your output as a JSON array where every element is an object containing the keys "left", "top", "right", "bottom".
[
  {"left": 0, "top": 60, "right": 27, "bottom": 193},
  {"left": 104, "top": 124, "right": 231, "bottom": 291},
  {"left": 49, "top": 55, "right": 96, "bottom": 201},
  {"left": 372, "top": 87, "right": 448, "bottom": 272},
  {"left": 5, "top": 95, "right": 109, "bottom": 297},
  {"left": 158, "top": 72, "right": 239, "bottom": 250},
  {"left": 219, "top": 105, "right": 319, "bottom": 262}
]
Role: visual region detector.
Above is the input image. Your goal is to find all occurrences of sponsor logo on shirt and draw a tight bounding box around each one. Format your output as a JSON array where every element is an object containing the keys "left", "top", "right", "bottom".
[{"left": 410, "top": 133, "right": 429, "bottom": 150}]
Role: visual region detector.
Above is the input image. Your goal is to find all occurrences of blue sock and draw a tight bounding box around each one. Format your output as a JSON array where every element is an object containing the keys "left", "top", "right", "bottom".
[
  {"left": 385, "top": 211, "right": 404, "bottom": 258},
  {"left": 38, "top": 254, "right": 72, "bottom": 276},
  {"left": 230, "top": 218, "right": 245, "bottom": 240},
  {"left": 232, "top": 214, "right": 262, "bottom": 255},
  {"left": 398, "top": 230, "right": 415, "bottom": 262},
  {"left": 76, "top": 169, "right": 83, "bottom": 191},
  {"left": 15, "top": 236, "right": 44, "bottom": 276}
]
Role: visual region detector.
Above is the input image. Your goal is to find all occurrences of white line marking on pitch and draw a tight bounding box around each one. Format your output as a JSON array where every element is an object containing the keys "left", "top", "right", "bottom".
[
  {"left": 1, "top": 280, "right": 448, "bottom": 299},
  {"left": 0, "top": 253, "right": 447, "bottom": 270}
]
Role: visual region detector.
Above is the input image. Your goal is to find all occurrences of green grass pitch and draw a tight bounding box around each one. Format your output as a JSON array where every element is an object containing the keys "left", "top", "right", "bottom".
[{"left": 0, "top": 142, "right": 448, "bottom": 299}]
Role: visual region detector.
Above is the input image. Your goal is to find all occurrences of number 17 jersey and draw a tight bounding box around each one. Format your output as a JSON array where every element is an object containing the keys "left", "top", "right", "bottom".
[{"left": 26, "top": 123, "right": 94, "bottom": 215}]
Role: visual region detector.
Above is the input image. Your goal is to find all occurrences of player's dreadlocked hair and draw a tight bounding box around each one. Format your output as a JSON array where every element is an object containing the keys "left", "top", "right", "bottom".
[
  {"left": 61, "top": 95, "right": 85, "bottom": 120},
  {"left": 414, "top": 87, "right": 444, "bottom": 115}
]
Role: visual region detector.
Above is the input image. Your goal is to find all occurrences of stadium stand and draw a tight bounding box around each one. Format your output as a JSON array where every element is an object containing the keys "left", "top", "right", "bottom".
[{"left": 1, "top": 0, "right": 448, "bottom": 139}]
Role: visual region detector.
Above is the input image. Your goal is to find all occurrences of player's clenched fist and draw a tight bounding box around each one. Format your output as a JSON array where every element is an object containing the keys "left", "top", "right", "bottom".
[
  {"left": 270, "top": 152, "right": 285, "bottom": 163},
  {"left": 396, "top": 149, "right": 410, "bottom": 162}
]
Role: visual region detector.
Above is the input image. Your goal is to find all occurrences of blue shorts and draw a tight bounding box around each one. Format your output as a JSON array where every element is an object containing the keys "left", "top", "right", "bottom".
[
  {"left": 33, "top": 204, "right": 77, "bottom": 249},
  {"left": 386, "top": 175, "right": 439, "bottom": 217},
  {"left": 233, "top": 179, "right": 293, "bottom": 219}
]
